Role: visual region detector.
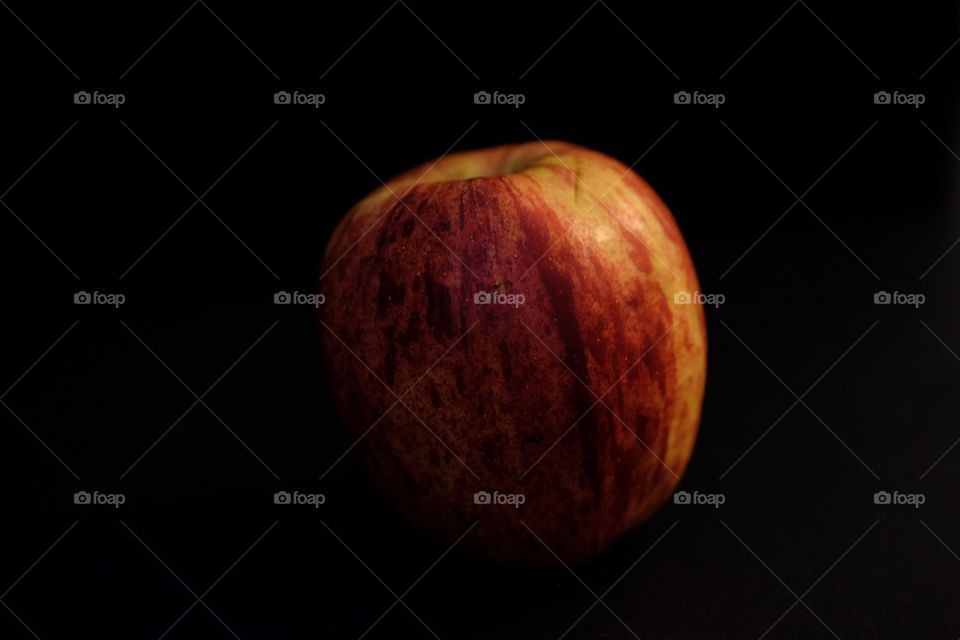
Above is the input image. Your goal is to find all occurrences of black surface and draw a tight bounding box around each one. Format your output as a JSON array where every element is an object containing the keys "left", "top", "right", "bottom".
[{"left": 2, "top": 1, "right": 960, "bottom": 638}]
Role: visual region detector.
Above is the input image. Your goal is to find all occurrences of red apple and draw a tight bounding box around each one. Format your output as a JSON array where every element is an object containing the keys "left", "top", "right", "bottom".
[{"left": 319, "top": 140, "right": 706, "bottom": 564}]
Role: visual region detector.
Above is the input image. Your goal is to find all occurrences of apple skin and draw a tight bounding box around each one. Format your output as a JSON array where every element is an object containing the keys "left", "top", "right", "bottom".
[{"left": 319, "top": 141, "right": 706, "bottom": 565}]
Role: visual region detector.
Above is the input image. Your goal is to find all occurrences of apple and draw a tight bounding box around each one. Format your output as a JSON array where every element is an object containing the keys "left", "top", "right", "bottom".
[{"left": 319, "top": 140, "right": 706, "bottom": 564}]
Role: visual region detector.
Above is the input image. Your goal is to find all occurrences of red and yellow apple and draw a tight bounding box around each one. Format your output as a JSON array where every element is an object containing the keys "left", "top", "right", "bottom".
[{"left": 319, "top": 140, "right": 706, "bottom": 564}]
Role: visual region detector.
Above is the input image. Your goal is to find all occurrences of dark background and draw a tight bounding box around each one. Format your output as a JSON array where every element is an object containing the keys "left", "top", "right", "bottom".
[{"left": 1, "top": 1, "right": 959, "bottom": 638}]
